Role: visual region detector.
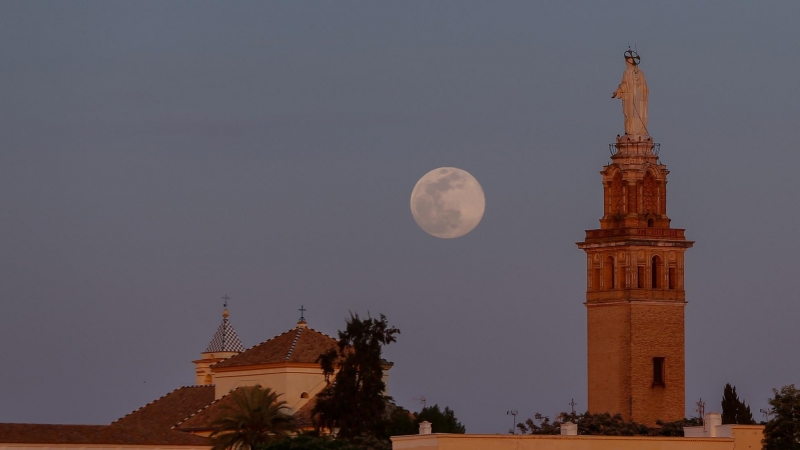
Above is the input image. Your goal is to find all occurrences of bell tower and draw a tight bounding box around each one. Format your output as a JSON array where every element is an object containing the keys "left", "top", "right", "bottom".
[{"left": 577, "top": 51, "right": 693, "bottom": 425}]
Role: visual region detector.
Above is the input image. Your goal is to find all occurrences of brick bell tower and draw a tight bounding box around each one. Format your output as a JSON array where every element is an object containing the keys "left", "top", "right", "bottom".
[{"left": 577, "top": 50, "right": 693, "bottom": 425}]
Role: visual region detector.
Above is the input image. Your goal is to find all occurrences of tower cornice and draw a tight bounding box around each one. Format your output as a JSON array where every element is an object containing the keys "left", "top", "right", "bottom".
[
  {"left": 577, "top": 227, "right": 693, "bottom": 248},
  {"left": 584, "top": 300, "right": 687, "bottom": 307}
]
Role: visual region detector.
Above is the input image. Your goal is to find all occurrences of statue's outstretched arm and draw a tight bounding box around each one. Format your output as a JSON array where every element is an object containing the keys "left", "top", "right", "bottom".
[{"left": 612, "top": 84, "right": 622, "bottom": 98}]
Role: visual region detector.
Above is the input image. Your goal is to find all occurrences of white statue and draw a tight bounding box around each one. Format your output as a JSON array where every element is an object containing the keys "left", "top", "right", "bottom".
[{"left": 612, "top": 50, "right": 649, "bottom": 137}]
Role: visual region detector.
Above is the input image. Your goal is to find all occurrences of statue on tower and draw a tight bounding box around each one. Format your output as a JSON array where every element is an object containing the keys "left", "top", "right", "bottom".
[{"left": 612, "top": 49, "right": 649, "bottom": 137}]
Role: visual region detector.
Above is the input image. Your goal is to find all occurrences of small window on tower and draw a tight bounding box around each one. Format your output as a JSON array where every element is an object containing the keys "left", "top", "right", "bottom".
[
  {"left": 653, "top": 357, "right": 665, "bottom": 387},
  {"left": 652, "top": 256, "right": 662, "bottom": 289},
  {"left": 648, "top": 218, "right": 655, "bottom": 228},
  {"left": 668, "top": 267, "right": 676, "bottom": 290},
  {"left": 604, "top": 256, "right": 615, "bottom": 290},
  {"left": 637, "top": 266, "right": 645, "bottom": 289},
  {"left": 301, "top": 392, "right": 309, "bottom": 399},
  {"left": 593, "top": 268, "right": 601, "bottom": 291}
]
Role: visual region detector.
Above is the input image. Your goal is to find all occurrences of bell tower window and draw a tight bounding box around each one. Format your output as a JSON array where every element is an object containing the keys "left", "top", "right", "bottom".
[
  {"left": 651, "top": 255, "right": 662, "bottom": 288},
  {"left": 593, "top": 267, "right": 601, "bottom": 291},
  {"left": 668, "top": 267, "right": 676, "bottom": 290},
  {"left": 604, "top": 256, "right": 615, "bottom": 289}
]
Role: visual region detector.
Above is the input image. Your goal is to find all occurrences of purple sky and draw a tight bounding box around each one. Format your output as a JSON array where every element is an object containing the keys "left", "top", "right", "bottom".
[{"left": 2, "top": 1, "right": 799, "bottom": 433}]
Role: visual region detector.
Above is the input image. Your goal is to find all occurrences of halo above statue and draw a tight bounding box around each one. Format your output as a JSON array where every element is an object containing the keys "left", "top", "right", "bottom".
[{"left": 624, "top": 49, "right": 641, "bottom": 66}]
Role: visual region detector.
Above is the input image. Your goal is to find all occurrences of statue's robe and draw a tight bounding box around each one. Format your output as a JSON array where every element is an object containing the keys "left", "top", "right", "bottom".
[{"left": 614, "top": 66, "right": 649, "bottom": 137}]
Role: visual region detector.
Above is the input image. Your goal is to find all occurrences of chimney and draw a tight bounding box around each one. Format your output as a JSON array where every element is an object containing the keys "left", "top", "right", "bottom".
[
  {"left": 419, "top": 421, "right": 432, "bottom": 435},
  {"left": 560, "top": 422, "right": 578, "bottom": 436},
  {"left": 704, "top": 412, "right": 722, "bottom": 437}
]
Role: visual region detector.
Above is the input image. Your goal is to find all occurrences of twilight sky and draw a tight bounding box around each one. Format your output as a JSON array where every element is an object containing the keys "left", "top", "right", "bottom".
[{"left": 2, "top": 1, "right": 800, "bottom": 433}]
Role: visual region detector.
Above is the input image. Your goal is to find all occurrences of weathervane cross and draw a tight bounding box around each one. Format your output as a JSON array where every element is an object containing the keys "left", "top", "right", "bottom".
[
  {"left": 221, "top": 294, "right": 230, "bottom": 308},
  {"left": 299, "top": 305, "right": 306, "bottom": 321}
]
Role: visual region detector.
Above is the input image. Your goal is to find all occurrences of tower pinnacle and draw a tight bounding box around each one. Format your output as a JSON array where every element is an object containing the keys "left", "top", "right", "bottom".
[{"left": 205, "top": 304, "right": 244, "bottom": 353}]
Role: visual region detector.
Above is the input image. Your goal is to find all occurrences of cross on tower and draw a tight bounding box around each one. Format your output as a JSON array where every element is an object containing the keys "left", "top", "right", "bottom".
[
  {"left": 569, "top": 398, "right": 577, "bottom": 415},
  {"left": 298, "top": 305, "right": 306, "bottom": 322},
  {"left": 221, "top": 294, "right": 230, "bottom": 308}
]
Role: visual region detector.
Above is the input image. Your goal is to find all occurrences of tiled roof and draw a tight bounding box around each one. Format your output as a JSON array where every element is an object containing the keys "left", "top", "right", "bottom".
[
  {"left": 113, "top": 385, "right": 215, "bottom": 430},
  {"left": 175, "top": 389, "right": 317, "bottom": 431},
  {"left": 205, "top": 313, "right": 245, "bottom": 353},
  {"left": 175, "top": 390, "right": 238, "bottom": 432},
  {"left": 0, "top": 423, "right": 209, "bottom": 445},
  {"left": 0, "top": 386, "right": 215, "bottom": 445},
  {"left": 212, "top": 324, "right": 338, "bottom": 369}
]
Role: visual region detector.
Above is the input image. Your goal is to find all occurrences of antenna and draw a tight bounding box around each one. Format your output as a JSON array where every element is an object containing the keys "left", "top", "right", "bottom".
[
  {"left": 413, "top": 396, "right": 427, "bottom": 409},
  {"left": 696, "top": 398, "right": 706, "bottom": 423},
  {"left": 507, "top": 410, "right": 518, "bottom": 434},
  {"left": 760, "top": 408, "right": 773, "bottom": 422}
]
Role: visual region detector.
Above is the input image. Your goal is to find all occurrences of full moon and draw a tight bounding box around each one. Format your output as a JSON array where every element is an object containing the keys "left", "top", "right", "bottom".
[{"left": 410, "top": 167, "right": 486, "bottom": 239}]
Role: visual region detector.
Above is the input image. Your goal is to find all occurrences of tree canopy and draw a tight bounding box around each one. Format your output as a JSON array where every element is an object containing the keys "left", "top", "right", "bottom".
[
  {"left": 312, "top": 312, "right": 400, "bottom": 440},
  {"left": 210, "top": 385, "right": 296, "bottom": 450},
  {"left": 721, "top": 383, "right": 755, "bottom": 425},
  {"left": 416, "top": 404, "right": 466, "bottom": 434},
  {"left": 261, "top": 434, "right": 362, "bottom": 450},
  {"left": 762, "top": 384, "right": 800, "bottom": 450},
  {"left": 385, "top": 404, "right": 417, "bottom": 437},
  {"left": 516, "top": 411, "right": 700, "bottom": 437}
]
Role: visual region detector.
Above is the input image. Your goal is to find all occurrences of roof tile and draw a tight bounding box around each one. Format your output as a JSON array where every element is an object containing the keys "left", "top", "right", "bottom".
[
  {"left": 212, "top": 326, "right": 337, "bottom": 369},
  {"left": 113, "top": 385, "right": 215, "bottom": 430}
]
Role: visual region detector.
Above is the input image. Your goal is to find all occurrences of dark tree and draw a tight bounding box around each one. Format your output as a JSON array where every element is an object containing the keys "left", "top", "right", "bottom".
[
  {"left": 575, "top": 412, "right": 649, "bottom": 436},
  {"left": 721, "top": 383, "right": 756, "bottom": 425},
  {"left": 721, "top": 383, "right": 739, "bottom": 424},
  {"left": 736, "top": 401, "right": 755, "bottom": 425},
  {"left": 209, "top": 386, "right": 296, "bottom": 450},
  {"left": 516, "top": 413, "right": 561, "bottom": 435},
  {"left": 262, "top": 434, "right": 357, "bottom": 450},
  {"left": 312, "top": 312, "right": 400, "bottom": 441},
  {"left": 763, "top": 384, "right": 800, "bottom": 450},
  {"left": 416, "top": 404, "right": 466, "bottom": 434},
  {"left": 517, "top": 411, "right": 700, "bottom": 437},
  {"left": 386, "top": 404, "right": 417, "bottom": 437},
  {"left": 652, "top": 417, "right": 702, "bottom": 436}
]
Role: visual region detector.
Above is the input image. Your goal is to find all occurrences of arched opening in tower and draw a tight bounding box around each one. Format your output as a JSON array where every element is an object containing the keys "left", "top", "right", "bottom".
[
  {"left": 604, "top": 256, "right": 615, "bottom": 290},
  {"left": 651, "top": 255, "right": 662, "bottom": 289}
]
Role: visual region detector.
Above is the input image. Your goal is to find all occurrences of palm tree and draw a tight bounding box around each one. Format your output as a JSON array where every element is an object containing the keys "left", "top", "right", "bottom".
[{"left": 210, "top": 385, "right": 297, "bottom": 450}]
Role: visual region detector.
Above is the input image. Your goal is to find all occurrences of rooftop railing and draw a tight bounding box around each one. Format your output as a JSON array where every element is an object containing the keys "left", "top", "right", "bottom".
[{"left": 609, "top": 142, "right": 660, "bottom": 157}]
